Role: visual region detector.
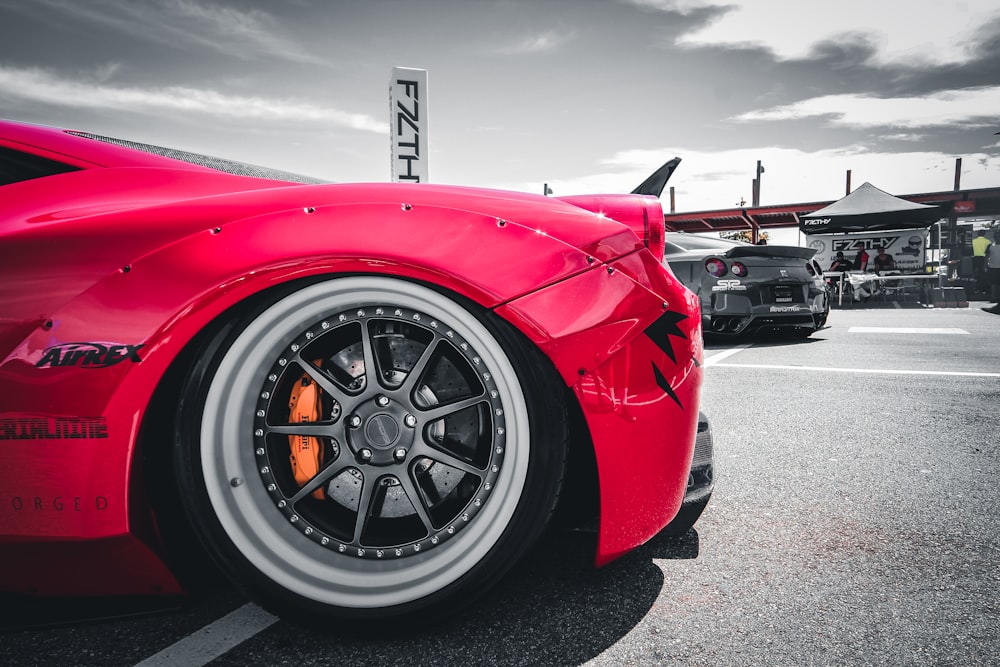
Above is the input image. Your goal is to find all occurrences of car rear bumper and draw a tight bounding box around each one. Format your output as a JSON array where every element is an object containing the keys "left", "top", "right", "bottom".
[
  {"left": 705, "top": 298, "right": 828, "bottom": 336},
  {"left": 684, "top": 412, "right": 714, "bottom": 506}
]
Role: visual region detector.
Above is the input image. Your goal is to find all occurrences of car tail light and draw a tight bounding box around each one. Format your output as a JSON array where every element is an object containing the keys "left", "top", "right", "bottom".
[
  {"left": 643, "top": 203, "right": 666, "bottom": 262},
  {"left": 805, "top": 262, "right": 816, "bottom": 276},
  {"left": 731, "top": 261, "right": 748, "bottom": 277},
  {"left": 705, "top": 258, "right": 728, "bottom": 277}
]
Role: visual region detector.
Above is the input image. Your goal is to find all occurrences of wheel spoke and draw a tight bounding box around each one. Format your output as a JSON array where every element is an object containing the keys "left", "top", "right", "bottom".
[
  {"left": 419, "top": 395, "right": 488, "bottom": 423},
  {"left": 295, "top": 355, "right": 352, "bottom": 405},
  {"left": 410, "top": 441, "right": 486, "bottom": 476},
  {"left": 399, "top": 338, "right": 439, "bottom": 396},
  {"left": 288, "top": 459, "right": 351, "bottom": 505},
  {"left": 359, "top": 321, "right": 379, "bottom": 396},
  {"left": 395, "top": 471, "right": 436, "bottom": 535},
  {"left": 266, "top": 423, "right": 334, "bottom": 437},
  {"left": 352, "top": 472, "right": 379, "bottom": 544},
  {"left": 367, "top": 481, "right": 389, "bottom": 524}
]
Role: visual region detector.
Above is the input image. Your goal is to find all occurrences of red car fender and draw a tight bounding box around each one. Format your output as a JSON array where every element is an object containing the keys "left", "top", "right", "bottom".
[{"left": 498, "top": 250, "right": 703, "bottom": 564}]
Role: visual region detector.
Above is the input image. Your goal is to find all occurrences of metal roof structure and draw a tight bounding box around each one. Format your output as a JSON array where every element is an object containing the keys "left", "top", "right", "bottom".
[{"left": 663, "top": 186, "right": 1000, "bottom": 237}]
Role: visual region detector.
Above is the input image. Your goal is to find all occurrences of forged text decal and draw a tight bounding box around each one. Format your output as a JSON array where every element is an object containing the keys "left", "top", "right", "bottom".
[
  {"left": 4, "top": 496, "right": 109, "bottom": 512},
  {"left": 0, "top": 417, "right": 109, "bottom": 440},
  {"left": 35, "top": 342, "right": 145, "bottom": 368},
  {"left": 770, "top": 305, "right": 805, "bottom": 313}
]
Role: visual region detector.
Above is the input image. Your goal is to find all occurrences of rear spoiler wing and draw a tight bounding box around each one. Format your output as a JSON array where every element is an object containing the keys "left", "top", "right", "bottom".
[
  {"left": 725, "top": 246, "right": 817, "bottom": 260},
  {"left": 631, "top": 158, "right": 681, "bottom": 197}
]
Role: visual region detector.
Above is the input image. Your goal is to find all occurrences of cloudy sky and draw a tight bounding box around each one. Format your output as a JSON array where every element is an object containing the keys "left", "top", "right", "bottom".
[{"left": 2, "top": 0, "right": 999, "bottom": 219}]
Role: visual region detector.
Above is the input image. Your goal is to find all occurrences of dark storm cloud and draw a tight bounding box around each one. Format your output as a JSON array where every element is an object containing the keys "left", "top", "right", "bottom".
[
  {"left": 803, "top": 33, "right": 881, "bottom": 71},
  {"left": 0, "top": 0, "right": 328, "bottom": 66},
  {"left": 886, "top": 15, "right": 1000, "bottom": 95},
  {"left": 657, "top": 7, "right": 1000, "bottom": 157},
  {"left": 624, "top": 0, "right": 733, "bottom": 30}
]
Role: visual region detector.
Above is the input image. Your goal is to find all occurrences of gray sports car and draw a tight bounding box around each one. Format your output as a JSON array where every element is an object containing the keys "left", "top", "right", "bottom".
[{"left": 663, "top": 233, "right": 829, "bottom": 338}]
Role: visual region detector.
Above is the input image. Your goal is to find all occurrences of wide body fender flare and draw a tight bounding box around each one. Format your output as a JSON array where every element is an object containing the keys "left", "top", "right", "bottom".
[{"left": 499, "top": 250, "right": 704, "bottom": 564}]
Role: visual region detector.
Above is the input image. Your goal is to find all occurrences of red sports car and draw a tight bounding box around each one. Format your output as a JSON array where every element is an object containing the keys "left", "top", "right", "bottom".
[{"left": 0, "top": 119, "right": 707, "bottom": 624}]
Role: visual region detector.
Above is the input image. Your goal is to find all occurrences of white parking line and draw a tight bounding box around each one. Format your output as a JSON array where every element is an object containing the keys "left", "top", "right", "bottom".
[
  {"left": 710, "top": 363, "right": 1000, "bottom": 378},
  {"left": 703, "top": 343, "right": 753, "bottom": 366},
  {"left": 134, "top": 603, "right": 277, "bottom": 667},
  {"left": 848, "top": 326, "right": 969, "bottom": 334}
]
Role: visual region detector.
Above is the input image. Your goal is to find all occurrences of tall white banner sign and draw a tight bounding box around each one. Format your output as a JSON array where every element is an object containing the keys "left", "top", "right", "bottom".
[{"left": 390, "top": 67, "right": 428, "bottom": 183}]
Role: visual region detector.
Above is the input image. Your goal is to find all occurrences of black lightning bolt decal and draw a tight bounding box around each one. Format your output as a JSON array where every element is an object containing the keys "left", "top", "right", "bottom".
[
  {"left": 645, "top": 310, "right": 689, "bottom": 363},
  {"left": 645, "top": 310, "right": 690, "bottom": 409},
  {"left": 652, "top": 362, "right": 682, "bottom": 408}
]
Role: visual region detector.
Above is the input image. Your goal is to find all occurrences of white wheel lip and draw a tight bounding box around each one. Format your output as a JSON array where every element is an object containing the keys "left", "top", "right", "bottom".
[{"left": 200, "top": 278, "right": 530, "bottom": 609}]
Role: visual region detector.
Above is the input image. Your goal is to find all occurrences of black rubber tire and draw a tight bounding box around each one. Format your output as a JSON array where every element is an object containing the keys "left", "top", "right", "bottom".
[{"left": 174, "top": 277, "right": 567, "bottom": 625}]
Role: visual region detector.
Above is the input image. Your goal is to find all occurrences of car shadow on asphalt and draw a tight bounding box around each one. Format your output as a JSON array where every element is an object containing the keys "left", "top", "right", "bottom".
[
  {"left": 705, "top": 333, "right": 825, "bottom": 350},
  {"left": 235, "top": 528, "right": 700, "bottom": 665}
]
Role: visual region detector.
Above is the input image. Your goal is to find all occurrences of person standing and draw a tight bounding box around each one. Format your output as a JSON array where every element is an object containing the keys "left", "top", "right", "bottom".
[
  {"left": 853, "top": 245, "right": 870, "bottom": 271},
  {"left": 984, "top": 231, "right": 1000, "bottom": 314},
  {"left": 972, "top": 229, "right": 992, "bottom": 295}
]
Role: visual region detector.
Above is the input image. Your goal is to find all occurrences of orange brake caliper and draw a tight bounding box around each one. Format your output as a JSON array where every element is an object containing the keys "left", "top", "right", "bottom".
[{"left": 287, "top": 367, "right": 325, "bottom": 500}]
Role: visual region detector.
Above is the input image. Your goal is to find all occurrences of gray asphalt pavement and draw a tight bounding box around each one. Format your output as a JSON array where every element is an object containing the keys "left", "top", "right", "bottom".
[{"left": 3, "top": 303, "right": 998, "bottom": 666}]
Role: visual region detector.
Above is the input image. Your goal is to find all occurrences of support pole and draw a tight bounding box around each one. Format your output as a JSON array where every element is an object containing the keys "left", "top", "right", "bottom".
[{"left": 752, "top": 160, "right": 764, "bottom": 207}]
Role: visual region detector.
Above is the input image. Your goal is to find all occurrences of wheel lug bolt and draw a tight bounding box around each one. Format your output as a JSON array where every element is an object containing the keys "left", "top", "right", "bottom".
[
  {"left": 358, "top": 448, "right": 373, "bottom": 462},
  {"left": 394, "top": 448, "right": 407, "bottom": 461},
  {"left": 376, "top": 395, "right": 390, "bottom": 407},
  {"left": 404, "top": 414, "right": 416, "bottom": 428},
  {"left": 349, "top": 415, "right": 362, "bottom": 428}
]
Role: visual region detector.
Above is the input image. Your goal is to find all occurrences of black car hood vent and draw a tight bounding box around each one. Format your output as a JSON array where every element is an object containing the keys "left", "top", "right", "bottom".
[{"left": 66, "top": 131, "right": 327, "bottom": 185}]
